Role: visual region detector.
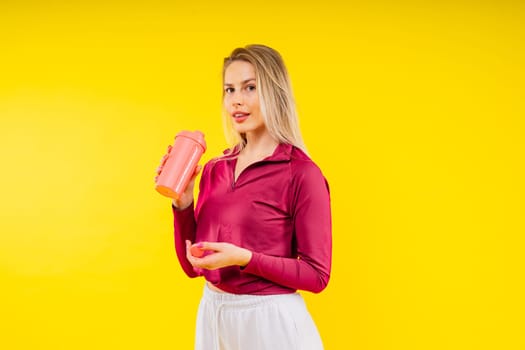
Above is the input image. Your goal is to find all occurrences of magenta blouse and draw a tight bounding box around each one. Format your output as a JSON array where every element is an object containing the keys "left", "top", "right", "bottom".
[{"left": 172, "top": 143, "right": 332, "bottom": 295}]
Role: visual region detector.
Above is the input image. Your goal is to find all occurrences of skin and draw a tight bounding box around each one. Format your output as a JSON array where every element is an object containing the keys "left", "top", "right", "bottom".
[
  {"left": 156, "top": 60, "right": 281, "bottom": 282},
  {"left": 223, "top": 60, "right": 279, "bottom": 181}
]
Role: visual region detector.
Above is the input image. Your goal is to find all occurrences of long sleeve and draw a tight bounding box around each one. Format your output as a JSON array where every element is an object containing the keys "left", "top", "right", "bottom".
[
  {"left": 172, "top": 204, "right": 199, "bottom": 278},
  {"left": 242, "top": 162, "right": 332, "bottom": 293}
]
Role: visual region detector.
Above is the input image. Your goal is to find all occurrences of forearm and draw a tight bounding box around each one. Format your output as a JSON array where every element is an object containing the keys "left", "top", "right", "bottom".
[
  {"left": 172, "top": 203, "right": 199, "bottom": 277},
  {"left": 242, "top": 252, "right": 331, "bottom": 293}
]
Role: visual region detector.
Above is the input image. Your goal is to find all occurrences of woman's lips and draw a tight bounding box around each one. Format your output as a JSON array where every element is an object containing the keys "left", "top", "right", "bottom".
[{"left": 233, "top": 113, "right": 250, "bottom": 123}]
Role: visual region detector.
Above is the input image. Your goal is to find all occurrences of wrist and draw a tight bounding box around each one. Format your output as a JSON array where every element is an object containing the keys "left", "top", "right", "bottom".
[
  {"left": 172, "top": 198, "right": 192, "bottom": 211},
  {"left": 238, "top": 248, "right": 253, "bottom": 267}
]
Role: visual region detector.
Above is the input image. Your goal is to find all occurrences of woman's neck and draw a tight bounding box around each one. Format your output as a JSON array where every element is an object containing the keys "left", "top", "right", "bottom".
[{"left": 242, "top": 131, "right": 279, "bottom": 159}]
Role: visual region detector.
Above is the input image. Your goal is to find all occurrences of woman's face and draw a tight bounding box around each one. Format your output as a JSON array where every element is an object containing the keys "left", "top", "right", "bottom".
[{"left": 223, "top": 60, "right": 265, "bottom": 136}]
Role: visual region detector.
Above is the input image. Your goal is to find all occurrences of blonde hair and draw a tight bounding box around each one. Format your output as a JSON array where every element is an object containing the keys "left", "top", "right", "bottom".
[{"left": 221, "top": 44, "right": 307, "bottom": 154}]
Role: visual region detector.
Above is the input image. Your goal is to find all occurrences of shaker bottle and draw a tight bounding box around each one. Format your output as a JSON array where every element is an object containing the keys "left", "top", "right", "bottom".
[{"left": 155, "top": 130, "right": 206, "bottom": 199}]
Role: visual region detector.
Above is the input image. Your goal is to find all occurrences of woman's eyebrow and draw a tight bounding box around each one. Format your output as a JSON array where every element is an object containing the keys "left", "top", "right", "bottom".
[{"left": 224, "top": 78, "right": 256, "bottom": 86}]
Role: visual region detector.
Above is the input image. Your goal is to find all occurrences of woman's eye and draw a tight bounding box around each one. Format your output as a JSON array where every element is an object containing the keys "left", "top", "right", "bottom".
[
  {"left": 246, "top": 85, "right": 256, "bottom": 91},
  {"left": 225, "top": 87, "right": 234, "bottom": 94}
]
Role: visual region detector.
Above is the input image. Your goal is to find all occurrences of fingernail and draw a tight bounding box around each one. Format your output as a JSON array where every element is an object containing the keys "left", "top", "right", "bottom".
[{"left": 196, "top": 242, "right": 204, "bottom": 248}]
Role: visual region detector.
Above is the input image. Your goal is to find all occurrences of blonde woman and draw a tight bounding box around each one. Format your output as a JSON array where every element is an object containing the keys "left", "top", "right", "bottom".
[{"left": 157, "top": 44, "right": 332, "bottom": 350}]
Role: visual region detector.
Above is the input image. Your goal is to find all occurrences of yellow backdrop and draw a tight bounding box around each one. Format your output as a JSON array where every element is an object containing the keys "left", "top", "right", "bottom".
[{"left": 1, "top": 1, "right": 524, "bottom": 349}]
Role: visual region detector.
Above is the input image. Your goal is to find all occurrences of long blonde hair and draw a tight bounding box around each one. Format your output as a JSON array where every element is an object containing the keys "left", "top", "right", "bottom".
[{"left": 221, "top": 44, "right": 307, "bottom": 154}]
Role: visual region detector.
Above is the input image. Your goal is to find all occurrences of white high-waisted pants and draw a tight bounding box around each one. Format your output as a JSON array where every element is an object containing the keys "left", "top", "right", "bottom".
[{"left": 195, "top": 284, "right": 324, "bottom": 350}]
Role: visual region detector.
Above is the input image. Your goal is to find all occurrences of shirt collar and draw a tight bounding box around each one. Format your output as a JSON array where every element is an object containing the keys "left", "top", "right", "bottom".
[
  {"left": 223, "top": 143, "right": 293, "bottom": 162},
  {"left": 268, "top": 143, "right": 293, "bottom": 162}
]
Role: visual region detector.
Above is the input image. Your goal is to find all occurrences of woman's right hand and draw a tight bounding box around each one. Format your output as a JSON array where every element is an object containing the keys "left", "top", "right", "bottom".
[
  {"left": 172, "top": 164, "right": 202, "bottom": 210},
  {"left": 154, "top": 145, "right": 172, "bottom": 182},
  {"left": 154, "top": 145, "right": 202, "bottom": 210}
]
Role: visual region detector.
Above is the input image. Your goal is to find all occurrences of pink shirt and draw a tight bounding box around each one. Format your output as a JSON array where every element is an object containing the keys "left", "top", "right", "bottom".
[{"left": 172, "top": 143, "right": 332, "bottom": 295}]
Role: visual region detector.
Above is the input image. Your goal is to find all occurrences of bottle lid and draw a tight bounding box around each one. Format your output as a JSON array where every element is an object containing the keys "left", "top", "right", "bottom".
[{"left": 176, "top": 130, "right": 207, "bottom": 152}]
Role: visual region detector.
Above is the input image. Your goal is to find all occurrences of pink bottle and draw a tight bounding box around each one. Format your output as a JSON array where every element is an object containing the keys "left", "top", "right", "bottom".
[{"left": 155, "top": 130, "right": 206, "bottom": 199}]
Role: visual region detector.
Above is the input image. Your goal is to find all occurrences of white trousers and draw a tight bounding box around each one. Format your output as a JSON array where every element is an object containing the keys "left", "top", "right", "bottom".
[{"left": 195, "top": 284, "right": 324, "bottom": 350}]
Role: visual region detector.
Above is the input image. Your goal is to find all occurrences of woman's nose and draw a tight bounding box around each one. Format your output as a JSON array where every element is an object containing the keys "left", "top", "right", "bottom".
[{"left": 231, "top": 91, "right": 243, "bottom": 106}]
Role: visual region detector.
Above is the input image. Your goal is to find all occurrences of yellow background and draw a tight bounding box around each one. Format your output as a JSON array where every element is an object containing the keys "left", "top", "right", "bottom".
[{"left": 1, "top": 1, "right": 524, "bottom": 349}]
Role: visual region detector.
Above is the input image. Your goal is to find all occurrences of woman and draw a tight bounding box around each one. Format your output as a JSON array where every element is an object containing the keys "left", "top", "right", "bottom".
[{"left": 157, "top": 44, "right": 332, "bottom": 350}]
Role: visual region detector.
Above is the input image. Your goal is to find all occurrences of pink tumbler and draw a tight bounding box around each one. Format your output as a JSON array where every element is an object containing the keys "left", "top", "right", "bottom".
[{"left": 155, "top": 130, "right": 206, "bottom": 199}]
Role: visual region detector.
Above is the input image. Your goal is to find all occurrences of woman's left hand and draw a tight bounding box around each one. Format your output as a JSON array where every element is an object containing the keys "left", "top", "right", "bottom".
[{"left": 185, "top": 240, "right": 252, "bottom": 270}]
